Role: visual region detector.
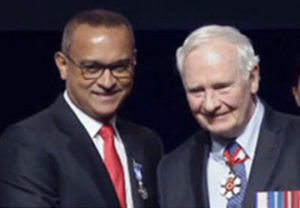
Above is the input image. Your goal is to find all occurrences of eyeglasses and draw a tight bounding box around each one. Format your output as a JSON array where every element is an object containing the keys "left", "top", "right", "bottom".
[{"left": 64, "top": 53, "right": 135, "bottom": 80}]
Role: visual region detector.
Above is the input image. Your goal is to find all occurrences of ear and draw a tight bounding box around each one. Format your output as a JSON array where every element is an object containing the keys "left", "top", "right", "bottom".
[
  {"left": 292, "top": 86, "right": 300, "bottom": 107},
  {"left": 249, "top": 65, "right": 260, "bottom": 94},
  {"left": 54, "top": 51, "right": 68, "bottom": 80}
]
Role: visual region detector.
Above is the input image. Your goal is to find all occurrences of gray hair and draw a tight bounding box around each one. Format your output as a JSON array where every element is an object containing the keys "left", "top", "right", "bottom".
[{"left": 176, "top": 25, "right": 259, "bottom": 79}]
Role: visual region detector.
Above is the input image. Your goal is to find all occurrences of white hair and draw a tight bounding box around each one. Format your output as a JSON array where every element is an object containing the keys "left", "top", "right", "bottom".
[{"left": 176, "top": 25, "right": 260, "bottom": 79}]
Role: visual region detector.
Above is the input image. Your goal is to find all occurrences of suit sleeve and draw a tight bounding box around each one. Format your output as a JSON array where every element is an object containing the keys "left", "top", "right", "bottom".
[
  {"left": 157, "top": 156, "right": 168, "bottom": 208},
  {"left": 0, "top": 125, "right": 59, "bottom": 207}
]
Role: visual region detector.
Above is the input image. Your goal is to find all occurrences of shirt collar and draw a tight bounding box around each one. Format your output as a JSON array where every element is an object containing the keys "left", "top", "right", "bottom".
[
  {"left": 210, "top": 97, "right": 265, "bottom": 162},
  {"left": 236, "top": 97, "right": 264, "bottom": 160},
  {"left": 63, "top": 91, "right": 117, "bottom": 138}
]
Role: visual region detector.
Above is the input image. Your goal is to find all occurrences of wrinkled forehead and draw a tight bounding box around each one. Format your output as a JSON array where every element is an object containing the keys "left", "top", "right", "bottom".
[
  {"left": 181, "top": 41, "right": 243, "bottom": 84},
  {"left": 183, "top": 40, "right": 240, "bottom": 70}
]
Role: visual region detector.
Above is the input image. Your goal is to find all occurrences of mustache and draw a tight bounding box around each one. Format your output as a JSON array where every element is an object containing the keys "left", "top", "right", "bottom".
[
  {"left": 103, "top": 87, "right": 121, "bottom": 93},
  {"left": 92, "top": 87, "right": 121, "bottom": 95}
]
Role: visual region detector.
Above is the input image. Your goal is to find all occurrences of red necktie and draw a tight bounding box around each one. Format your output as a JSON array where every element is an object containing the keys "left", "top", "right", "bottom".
[{"left": 99, "top": 124, "right": 126, "bottom": 208}]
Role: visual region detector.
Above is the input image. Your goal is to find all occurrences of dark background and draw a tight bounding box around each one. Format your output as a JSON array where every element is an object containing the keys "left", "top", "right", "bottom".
[{"left": 1, "top": 0, "right": 300, "bottom": 152}]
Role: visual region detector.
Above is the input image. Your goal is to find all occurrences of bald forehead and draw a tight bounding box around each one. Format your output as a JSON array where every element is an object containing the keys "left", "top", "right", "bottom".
[{"left": 69, "top": 24, "right": 134, "bottom": 51}]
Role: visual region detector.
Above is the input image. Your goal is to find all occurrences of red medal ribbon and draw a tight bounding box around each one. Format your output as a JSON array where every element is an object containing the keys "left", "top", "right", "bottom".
[{"left": 224, "top": 146, "right": 249, "bottom": 165}]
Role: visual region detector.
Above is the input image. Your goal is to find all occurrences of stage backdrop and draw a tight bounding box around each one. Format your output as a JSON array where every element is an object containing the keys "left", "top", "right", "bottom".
[
  {"left": 1, "top": 0, "right": 300, "bottom": 152},
  {"left": 1, "top": 29, "right": 300, "bottom": 152}
]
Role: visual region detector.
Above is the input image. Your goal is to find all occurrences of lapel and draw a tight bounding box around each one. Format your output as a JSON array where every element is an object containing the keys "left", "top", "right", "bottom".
[
  {"left": 243, "top": 105, "right": 286, "bottom": 208},
  {"left": 189, "top": 130, "right": 211, "bottom": 208},
  {"left": 116, "top": 119, "right": 145, "bottom": 208},
  {"left": 49, "top": 95, "right": 120, "bottom": 207}
]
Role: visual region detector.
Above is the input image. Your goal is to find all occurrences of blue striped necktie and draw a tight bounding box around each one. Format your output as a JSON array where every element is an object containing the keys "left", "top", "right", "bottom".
[{"left": 225, "top": 142, "right": 248, "bottom": 208}]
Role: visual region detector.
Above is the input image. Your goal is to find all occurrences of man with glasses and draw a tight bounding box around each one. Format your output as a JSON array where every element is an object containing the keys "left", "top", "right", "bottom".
[{"left": 0, "top": 9, "right": 163, "bottom": 207}]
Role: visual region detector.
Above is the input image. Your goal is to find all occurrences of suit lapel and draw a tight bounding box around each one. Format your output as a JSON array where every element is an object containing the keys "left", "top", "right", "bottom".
[
  {"left": 190, "top": 130, "right": 211, "bottom": 208},
  {"left": 49, "top": 95, "right": 120, "bottom": 207},
  {"left": 127, "top": 156, "right": 144, "bottom": 208},
  {"left": 243, "top": 106, "right": 285, "bottom": 208},
  {"left": 117, "top": 119, "right": 145, "bottom": 208}
]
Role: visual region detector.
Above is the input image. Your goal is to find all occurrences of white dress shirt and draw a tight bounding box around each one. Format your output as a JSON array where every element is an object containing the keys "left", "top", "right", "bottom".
[
  {"left": 207, "top": 98, "right": 265, "bottom": 208},
  {"left": 64, "top": 91, "right": 134, "bottom": 208}
]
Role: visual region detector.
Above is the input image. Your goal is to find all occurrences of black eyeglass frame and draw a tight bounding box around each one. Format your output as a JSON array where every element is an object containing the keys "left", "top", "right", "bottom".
[{"left": 63, "top": 53, "right": 135, "bottom": 80}]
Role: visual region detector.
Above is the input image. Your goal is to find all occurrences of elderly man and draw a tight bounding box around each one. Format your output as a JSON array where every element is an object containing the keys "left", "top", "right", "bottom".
[
  {"left": 0, "top": 9, "right": 163, "bottom": 207},
  {"left": 158, "top": 25, "right": 300, "bottom": 208}
]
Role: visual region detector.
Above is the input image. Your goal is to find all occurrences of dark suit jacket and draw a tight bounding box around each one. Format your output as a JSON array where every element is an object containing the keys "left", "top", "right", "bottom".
[
  {"left": 158, "top": 104, "right": 300, "bottom": 208},
  {"left": 0, "top": 95, "right": 163, "bottom": 207}
]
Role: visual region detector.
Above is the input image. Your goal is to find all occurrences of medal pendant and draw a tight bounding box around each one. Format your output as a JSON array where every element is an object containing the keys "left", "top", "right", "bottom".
[
  {"left": 138, "top": 181, "right": 148, "bottom": 200},
  {"left": 220, "top": 173, "right": 241, "bottom": 199}
]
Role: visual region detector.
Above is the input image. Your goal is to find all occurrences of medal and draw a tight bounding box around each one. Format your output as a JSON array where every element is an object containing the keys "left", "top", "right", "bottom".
[
  {"left": 220, "top": 173, "right": 241, "bottom": 199},
  {"left": 220, "top": 144, "right": 249, "bottom": 199},
  {"left": 132, "top": 159, "right": 148, "bottom": 200}
]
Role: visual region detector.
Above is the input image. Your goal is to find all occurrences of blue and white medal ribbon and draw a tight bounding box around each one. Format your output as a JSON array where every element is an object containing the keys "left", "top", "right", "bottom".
[{"left": 133, "top": 159, "right": 148, "bottom": 200}]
